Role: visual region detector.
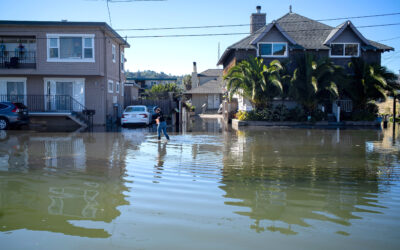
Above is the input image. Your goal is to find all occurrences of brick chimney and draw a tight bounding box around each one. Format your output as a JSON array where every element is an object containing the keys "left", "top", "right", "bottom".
[
  {"left": 250, "top": 6, "right": 266, "bottom": 34},
  {"left": 192, "top": 62, "right": 200, "bottom": 88}
]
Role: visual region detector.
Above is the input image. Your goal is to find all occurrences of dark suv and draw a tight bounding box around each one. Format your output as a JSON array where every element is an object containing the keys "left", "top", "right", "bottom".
[{"left": 0, "top": 102, "right": 29, "bottom": 130}]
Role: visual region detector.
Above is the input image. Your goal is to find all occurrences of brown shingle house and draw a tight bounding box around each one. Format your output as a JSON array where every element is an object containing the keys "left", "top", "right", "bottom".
[
  {"left": 0, "top": 20, "right": 129, "bottom": 126},
  {"left": 217, "top": 6, "right": 394, "bottom": 112},
  {"left": 218, "top": 6, "right": 393, "bottom": 74}
]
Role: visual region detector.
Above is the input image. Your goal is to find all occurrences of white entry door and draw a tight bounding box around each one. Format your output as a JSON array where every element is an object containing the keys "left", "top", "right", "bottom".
[
  {"left": 207, "top": 95, "right": 214, "bottom": 109},
  {"left": 213, "top": 94, "right": 220, "bottom": 109},
  {"left": 44, "top": 78, "right": 85, "bottom": 111},
  {"left": 207, "top": 94, "right": 220, "bottom": 109}
]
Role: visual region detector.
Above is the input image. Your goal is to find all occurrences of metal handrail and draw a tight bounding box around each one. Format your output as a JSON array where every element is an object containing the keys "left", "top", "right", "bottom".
[
  {"left": 0, "top": 94, "right": 87, "bottom": 111},
  {"left": 0, "top": 51, "right": 36, "bottom": 67}
]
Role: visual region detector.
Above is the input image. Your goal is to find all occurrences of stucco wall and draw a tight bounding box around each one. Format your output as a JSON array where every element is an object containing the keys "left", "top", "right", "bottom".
[{"left": 0, "top": 24, "right": 128, "bottom": 125}]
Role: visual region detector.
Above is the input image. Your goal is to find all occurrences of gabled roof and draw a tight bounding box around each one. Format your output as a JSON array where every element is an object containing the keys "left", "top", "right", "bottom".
[
  {"left": 324, "top": 21, "right": 370, "bottom": 45},
  {"left": 185, "top": 79, "right": 224, "bottom": 94},
  {"left": 218, "top": 12, "right": 394, "bottom": 65},
  {"left": 198, "top": 69, "right": 223, "bottom": 77},
  {"left": 250, "top": 22, "right": 297, "bottom": 45}
]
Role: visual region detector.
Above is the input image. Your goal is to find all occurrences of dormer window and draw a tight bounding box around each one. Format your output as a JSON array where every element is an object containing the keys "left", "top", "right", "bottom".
[
  {"left": 330, "top": 43, "right": 359, "bottom": 57},
  {"left": 258, "top": 42, "right": 288, "bottom": 57}
]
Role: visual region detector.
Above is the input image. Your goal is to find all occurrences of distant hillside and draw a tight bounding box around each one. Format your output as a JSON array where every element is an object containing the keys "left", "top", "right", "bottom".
[
  {"left": 126, "top": 70, "right": 177, "bottom": 79},
  {"left": 125, "top": 70, "right": 187, "bottom": 85}
]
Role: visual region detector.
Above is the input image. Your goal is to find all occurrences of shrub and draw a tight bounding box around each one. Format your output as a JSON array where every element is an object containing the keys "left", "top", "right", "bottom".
[
  {"left": 287, "top": 106, "right": 307, "bottom": 122},
  {"left": 351, "top": 103, "right": 379, "bottom": 121},
  {"left": 236, "top": 110, "right": 249, "bottom": 121}
]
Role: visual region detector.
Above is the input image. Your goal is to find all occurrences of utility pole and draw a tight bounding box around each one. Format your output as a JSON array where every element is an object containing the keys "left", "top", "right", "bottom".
[
  {"left": 393, "top": 70, "right": 400, "bottom": 138},
  {"left": 395, "top": 70, "right": 400, "bottom": 124}
]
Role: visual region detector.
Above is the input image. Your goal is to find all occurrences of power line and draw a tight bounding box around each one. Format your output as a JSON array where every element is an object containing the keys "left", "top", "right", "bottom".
[
  {"left": 122, "top": 22, "right": 400, "bottom": 38},
  {"left": 1, "top": 22, "right": 400, "bottom": 39},
  {"left": 86, "top": 0, "right": 167, "bottom": 2},
  {"left": 378, "top": 36, "right": 400, "bottom": 42},
  {"left": 114, "top": 12, "right": 400, "bottom": 31},
  {"left": 2, "top": 11, "right": 400, "bottom": 33}
]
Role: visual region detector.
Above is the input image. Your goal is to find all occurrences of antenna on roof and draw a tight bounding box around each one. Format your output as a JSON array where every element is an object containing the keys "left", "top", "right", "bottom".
[
  {"left": 289, "top": 5, "right": 292, "bottom": 13},
  {"left": 218, "top": 42, "right": 222, "bottom": 69},
  {"left": 218, "top": 42, "right": 220, "bottom": 60}
]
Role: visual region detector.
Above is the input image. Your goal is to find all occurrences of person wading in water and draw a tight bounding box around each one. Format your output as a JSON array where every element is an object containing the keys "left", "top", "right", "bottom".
[{"left": 154, "top": 107, "right": 170, "bottom": 140}]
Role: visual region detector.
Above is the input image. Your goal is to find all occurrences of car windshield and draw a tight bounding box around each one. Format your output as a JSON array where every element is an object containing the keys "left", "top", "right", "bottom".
[{"left": 125, "top": 106, "right": 145, "bottom": 112}]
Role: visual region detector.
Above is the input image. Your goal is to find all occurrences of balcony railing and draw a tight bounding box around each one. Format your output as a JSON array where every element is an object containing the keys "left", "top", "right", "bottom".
[
  {"left": 0, "top": 95, "right": 86, "bottom": 113},
  {"left": 0, "top": 51, "right": 36, "bottom": 69}
]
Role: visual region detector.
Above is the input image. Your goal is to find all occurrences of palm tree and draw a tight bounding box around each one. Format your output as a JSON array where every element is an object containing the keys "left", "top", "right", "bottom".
[
  {"left": 290, "top": 53, "right": 339, "bottom": 114},
  {"left": 267, "top": 59, "right": 292, "bottom": 120},
  {"left": 224, "top": 57, "right": 285, "bottom": 110},
  {"left": 224, "top": 57, "right": 278, "bottom": 110},
  {"left": 346, "top": 58, "right": 398, "bottom": 110}
]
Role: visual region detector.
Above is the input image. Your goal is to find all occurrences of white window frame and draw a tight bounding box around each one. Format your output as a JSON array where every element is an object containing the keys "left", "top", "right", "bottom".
[
  {"left": 257, "top": 42, "right": 288, "bottom": 58},
  {"left": 121, "top": 81, "right": 124, "bottom": 97},
  {"left": 116, "top": 81, "right": 120, "bottom": 94},
  {"left": 46, "top": 34, "right": 95, "bottom": 62},
  {"left": 108, "top": 80, "right": 114, "bottom": 93},
  {"left": 0, "top": 77, "right": 27, "bottom": 105},
  {"left": 112, "top": 44, "right": 116, "bottom": 63},
  {"left": 329, "top": 43, "right": 360, "bottom": 58}
]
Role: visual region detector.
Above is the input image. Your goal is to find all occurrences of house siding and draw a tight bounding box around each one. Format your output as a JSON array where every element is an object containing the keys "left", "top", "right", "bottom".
[
  {"left": 331, "top": 27, "right": 363, "bottom": 43},
  {"left": 0, "top": 23, "right": 128, "bottom": 125},
  {"left": 258, "top": 27, "right": 291, "bottom": 43}
]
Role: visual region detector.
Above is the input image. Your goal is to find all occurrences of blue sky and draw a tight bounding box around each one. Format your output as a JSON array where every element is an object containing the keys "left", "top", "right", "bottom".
[{"left": 1, "top": 0, "right": 400, "bottom": 75}]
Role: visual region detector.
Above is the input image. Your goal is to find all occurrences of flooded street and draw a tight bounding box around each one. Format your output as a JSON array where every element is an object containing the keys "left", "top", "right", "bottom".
[{"left": 1, "top": 120, "right": 400, "bottom": 249}]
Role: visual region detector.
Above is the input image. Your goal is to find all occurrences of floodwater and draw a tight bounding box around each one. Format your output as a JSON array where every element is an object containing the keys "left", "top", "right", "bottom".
[{"left": 1, "top": 119, "right": 400, "bottom": 250}]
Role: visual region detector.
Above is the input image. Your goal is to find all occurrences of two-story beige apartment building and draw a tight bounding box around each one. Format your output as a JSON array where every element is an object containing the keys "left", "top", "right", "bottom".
[{"left": 0, "top": 20, "right": 129, "bottom": 125}]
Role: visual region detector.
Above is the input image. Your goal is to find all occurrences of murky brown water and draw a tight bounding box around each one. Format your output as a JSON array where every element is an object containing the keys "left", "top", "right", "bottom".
[{"left": 0, "top": 121, "right": 400, "bottom": 250}]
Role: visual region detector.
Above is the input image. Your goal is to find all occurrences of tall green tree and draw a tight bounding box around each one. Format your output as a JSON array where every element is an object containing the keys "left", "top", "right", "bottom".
[
  {"left": 346, "top": 58, "right": 398, "bottom": 110},
  {"left": 182, "top": 75, "right": 192, "bottom": 91},
  {"left": 146, "top": 82, "right": 182, "bottom": 100},
  {"left": 290, "top": 53, "right": 339, "bottom": 113}
]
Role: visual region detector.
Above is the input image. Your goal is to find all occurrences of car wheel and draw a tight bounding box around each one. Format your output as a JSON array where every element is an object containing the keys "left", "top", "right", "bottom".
[
  {"left": 0, "top": 130, "right": 8, "bottom": 141},
  {"left": 0, "top": 118, "right": 9, "bottom": 130}
]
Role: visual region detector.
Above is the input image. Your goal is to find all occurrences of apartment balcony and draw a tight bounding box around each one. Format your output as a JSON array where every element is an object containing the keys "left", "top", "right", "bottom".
[{"left": 0, "top": 50, "right": 36, "bottom": 69}]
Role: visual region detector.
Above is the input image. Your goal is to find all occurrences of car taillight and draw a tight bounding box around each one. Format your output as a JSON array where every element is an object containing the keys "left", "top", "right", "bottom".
[
  {"left": 141, "top": 114, "right": 148, "bottom": 118},
  {"left": 11, "top": 107, "right": 20, "bottom": 113},
  {"left": 121, "top": 114, "right": 125, "bottom": 118}
]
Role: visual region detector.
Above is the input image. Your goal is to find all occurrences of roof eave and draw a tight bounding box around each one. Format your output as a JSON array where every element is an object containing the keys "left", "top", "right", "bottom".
[{"left": 217, "top": 48, "right": 232, "bottom": 65}]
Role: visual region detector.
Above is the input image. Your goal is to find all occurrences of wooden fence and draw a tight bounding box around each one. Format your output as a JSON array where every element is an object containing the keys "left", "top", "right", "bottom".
[{"left": 125, "top": 99, "right": 177, "bottom": 116}]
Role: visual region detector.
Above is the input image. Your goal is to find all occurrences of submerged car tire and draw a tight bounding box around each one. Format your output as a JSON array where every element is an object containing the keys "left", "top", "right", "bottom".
[{"left": 0, "top": 117, "right": 9, "bottom": 130}]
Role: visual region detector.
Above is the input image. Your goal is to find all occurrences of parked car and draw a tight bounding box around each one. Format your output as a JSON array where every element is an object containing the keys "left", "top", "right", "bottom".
[
  {"left": 121, "top": 105, "right": 151, "bottom": 126},
  {"left": 0, "top": 102, "right": 29, "bottom": 130},
  {"left": 147, "top": 105, "right": 158, "bottom": 123}
]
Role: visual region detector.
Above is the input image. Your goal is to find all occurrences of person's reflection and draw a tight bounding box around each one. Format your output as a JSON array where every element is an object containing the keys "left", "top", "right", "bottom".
[{"left": 153, "top": 141, "right": 167, "bottom": 183}]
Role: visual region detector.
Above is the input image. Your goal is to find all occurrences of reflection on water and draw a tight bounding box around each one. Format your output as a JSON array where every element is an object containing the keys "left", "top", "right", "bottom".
[
  {"left": 222, "top": 128, "right": 398, "bottom": 235},
  {"left": 0, "top": 124, "right": 400, "bottom": 249}
]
